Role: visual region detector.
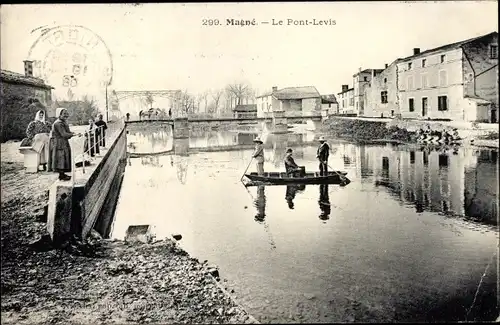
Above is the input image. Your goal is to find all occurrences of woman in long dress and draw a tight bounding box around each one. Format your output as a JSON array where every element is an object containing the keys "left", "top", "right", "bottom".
[
  {"left": 48, "top": 108, "right": 78, "bottom": 181},
  {"left": 83, "top": 118, "right": 100, "bottom": 157},
  {"left": 25, "top": 109, "right": 52, "bottom": 171}
]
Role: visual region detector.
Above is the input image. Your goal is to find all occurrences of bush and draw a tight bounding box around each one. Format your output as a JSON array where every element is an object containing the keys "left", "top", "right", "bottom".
[{"left": 322, "top": 118, "right": 416, "bottom": 142}]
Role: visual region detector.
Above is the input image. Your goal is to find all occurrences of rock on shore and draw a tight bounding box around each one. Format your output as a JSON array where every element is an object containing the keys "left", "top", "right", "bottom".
[{"left": 1, "top": 160, "right": 258, "bottom": 324}]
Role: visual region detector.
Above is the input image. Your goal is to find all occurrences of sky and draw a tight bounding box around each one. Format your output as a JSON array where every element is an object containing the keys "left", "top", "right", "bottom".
[{"left": 1, "top": 1, "right": 498, "bottom": 110}]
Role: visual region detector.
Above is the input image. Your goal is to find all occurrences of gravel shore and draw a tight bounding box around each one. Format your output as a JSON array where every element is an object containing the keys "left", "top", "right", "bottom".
[{"left": 1, "top": 142, "right": 259, "bottom": 324}]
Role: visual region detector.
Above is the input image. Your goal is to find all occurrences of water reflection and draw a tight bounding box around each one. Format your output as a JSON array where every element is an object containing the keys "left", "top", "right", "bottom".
[
  {"left": 114, "top": 128, "right": 499, "bottom": 322},
  {"left": 338, "top": 143, "right": 499, "bottom": 226},
  {"left": 318, "top": 184, "right": 331, "bottom": 222},
  {"left": 252, "top": 185, "right": 276, "bottom": 250},
  {"left": 285, "top": 184, "right": 306, "bottom": 209}
]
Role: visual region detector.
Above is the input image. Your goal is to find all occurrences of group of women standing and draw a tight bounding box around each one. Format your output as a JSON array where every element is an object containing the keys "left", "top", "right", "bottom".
[{"left": 25, "top": 106, "right": 107, "bottom": 181}]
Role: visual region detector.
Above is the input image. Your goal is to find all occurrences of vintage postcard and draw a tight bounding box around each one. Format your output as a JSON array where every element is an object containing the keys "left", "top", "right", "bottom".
[{"left": 1, "top": 1, "right": 498, "bottom": 324}]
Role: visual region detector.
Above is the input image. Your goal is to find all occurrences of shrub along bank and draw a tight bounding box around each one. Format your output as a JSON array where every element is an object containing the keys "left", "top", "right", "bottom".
[{"left": 321, "top": 118, "right": 416, "bottom": 143}]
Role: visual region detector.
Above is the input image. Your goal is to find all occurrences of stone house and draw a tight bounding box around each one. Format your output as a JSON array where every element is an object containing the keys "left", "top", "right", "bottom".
[
  {"left": 255, "top": 86, "right": 321, "bottom": 118},
  {"left": 397, "top": 31, "right": 498, "bottom": 122},
  {"left": 337, "top": 85, "right": 355, "bottom": 115},
  {"left": 363, "top": 61, "right": 401, "bottom": 118},
  {"left": 321, "top": 94, "right": 339, "bottom": 114},
  {"left": 353, "top": 68, "right": 384, "bottom": 116},
  {"left": 1, "top": 61, "right": 54, "bottom": 141},
  {"left": 233, "top": 104, "right": 257, "bottom": 118}
]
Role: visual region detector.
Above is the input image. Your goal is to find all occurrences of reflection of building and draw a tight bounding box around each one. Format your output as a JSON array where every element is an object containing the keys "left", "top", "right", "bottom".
[
  {"left": 358, "top": 144, "right": 498, "bottom": 223},
  {"left": 464, "top": 150, "right": 498, "bottom": 224}
]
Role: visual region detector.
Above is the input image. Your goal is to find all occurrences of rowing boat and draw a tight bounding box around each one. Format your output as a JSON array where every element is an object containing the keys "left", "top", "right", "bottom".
[{"left": 244, "top": 171, "right": 349, "bottom": 185}]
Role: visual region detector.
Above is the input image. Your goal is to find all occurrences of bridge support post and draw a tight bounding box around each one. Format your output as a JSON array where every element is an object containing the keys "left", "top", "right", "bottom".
[
  {"left": 173, "top": 138, "right": 190, "bottom": 156},
  {"left": 173, "top": 118, "right": 189, "bottom": 139},
  {"left": 272, "top": 110, "right": 288, "bottom": 134},
  {"left": 306, "top": 115, "right": 323, "bottom": 131},
  {"left": 321, "top": 108, "right": 331, "bottom": 121}
]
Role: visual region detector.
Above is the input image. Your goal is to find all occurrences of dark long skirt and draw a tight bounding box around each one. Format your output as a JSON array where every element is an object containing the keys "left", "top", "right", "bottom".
[
  {"left": 48, "top": 137, "right": 72, "bottom": 172},
  {"left": 84, "top": 132, "right": 100, "bottom": 156}
]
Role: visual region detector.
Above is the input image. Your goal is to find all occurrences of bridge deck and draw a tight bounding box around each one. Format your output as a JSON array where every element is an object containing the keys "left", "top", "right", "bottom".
[{"left": 125, "top": 115, "right": 323, "bottom": 124}]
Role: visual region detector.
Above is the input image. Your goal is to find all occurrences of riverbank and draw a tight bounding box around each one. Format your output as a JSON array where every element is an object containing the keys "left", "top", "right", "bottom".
[
  {"left": 320, "top": 117, "right": 499, "bottom": 148},
  {"left": 1, "top": 142, "right": 258, "bottom": 324}
]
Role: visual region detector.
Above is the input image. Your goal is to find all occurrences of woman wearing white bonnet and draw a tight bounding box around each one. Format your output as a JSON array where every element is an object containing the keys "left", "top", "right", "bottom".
[{"left": 25, "top": 108, "right": 52, "bottom": 171}]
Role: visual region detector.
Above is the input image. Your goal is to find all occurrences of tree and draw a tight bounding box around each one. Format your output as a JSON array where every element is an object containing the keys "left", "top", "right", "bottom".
[
  {"left": 210, "top": 89, "right": 224, "bottom": 114},
  {"left": 142, "top": 92, "right": 154, "bottom": 109},
  {"left": 178, "top": 90, "right": 195, "bottom": 116},
  {"left": 225, "top": 82, "right": 253, "bottom": 106},
  {"left": 55, "top": 95, "right": 100, "bottom": 125}
]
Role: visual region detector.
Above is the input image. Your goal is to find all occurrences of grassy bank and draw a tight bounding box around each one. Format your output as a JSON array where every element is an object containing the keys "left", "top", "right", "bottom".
[
  {"left": 1, "top": 145, "right": 257, "bottom": 324},
  {"left": 321, "top": 118, "right": 416, "bottom": 143}
]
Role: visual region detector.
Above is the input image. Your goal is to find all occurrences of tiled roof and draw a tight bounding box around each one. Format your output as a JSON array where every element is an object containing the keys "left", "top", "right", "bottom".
[
  {"left": 337, "top": 88, "right": 354, "bottom": 95},
  {"left": 234, "top": 104, "right": 257, "bottom": 112},
  {"left": 353, "top": 68, "right": 385, "bottom": 77},
  {"left": 257, "top": 86, "right": 321, "bottom": 100},
  {"left": 1, "top": 70, "right": 54, "bottom": 89},
  {"left": 321, "top": 94, "right": 338, "bottom": 104},
  {"left": 398, "top": 31, "right": 498, "bottom": 63}
]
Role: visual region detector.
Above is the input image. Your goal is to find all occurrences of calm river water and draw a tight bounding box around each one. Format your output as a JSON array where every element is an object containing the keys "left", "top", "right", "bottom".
[{"left": 110, "top": 124, "right": 499, "bottom": 323}]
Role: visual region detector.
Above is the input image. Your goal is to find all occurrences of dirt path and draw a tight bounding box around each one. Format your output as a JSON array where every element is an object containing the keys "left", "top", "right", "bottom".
[{"left": 1, "top": 142, "right": 259, "bottom": 324}]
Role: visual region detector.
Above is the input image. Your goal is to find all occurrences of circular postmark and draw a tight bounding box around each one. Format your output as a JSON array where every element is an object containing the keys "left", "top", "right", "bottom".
[{"left": 27, "top": 25, "right": 113, "bottom": 100}]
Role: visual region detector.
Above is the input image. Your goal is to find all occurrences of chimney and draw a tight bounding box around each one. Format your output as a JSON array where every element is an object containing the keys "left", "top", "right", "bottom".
[
  {"left": 413, "top": 48, "right": 420, "bottom": 55},
  {"left": 272, "top": 86, "right": 278, "bottom": 92},
  {"left": 342, "top": 84, "right": 348, "bottom": 92},
  {"left": 24, "top": 60, "right": 34, "bottom": 77},
  {"left": 385, "top": 63, "right": 388, "bottom": 68}
]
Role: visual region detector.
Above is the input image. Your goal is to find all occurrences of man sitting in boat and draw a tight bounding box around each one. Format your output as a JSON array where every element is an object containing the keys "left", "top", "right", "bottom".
[{"left": 284, "top": 148, "right": 302, "bottom": 177}]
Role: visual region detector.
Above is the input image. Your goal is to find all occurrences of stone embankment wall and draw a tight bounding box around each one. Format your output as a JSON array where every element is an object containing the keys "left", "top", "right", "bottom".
[{"left": 47, "top": 125, "right": 127, "bottom": 245}]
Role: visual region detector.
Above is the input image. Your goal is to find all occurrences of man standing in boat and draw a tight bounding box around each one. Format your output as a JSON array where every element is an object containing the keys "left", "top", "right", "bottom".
[
  {"left": 253, "top": 137, "right": 265, "bottom": 176},
  {"left": 316, "top": 136, "right": 330, "bottom": 176}
]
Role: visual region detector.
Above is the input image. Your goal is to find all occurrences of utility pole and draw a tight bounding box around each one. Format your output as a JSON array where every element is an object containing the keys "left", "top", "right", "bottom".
[{"left": 105, "top": 83, "right": 109, "bottom": 123}]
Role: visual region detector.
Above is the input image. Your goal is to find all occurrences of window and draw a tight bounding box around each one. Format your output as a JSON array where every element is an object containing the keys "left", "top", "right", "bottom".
[
  {"left": 439, "top": 70, "right": 447, "bottom": 86},
  {"left": 382, "top": 157, "right": 389, "bottom": 170},
  {"left": 381, "top": 91, "right": 388, "bottom": 104},
  {"left": 440, "top": 54, "right": 446, "bottom": 63},
  {"left": 439, "top": 154, "right": 449, "bottom": 167},
  {"left": 438, "top": 96, "right": 448, "bottom": 111},
  {"left": 384, "top": 78, "right": 387, "bottom": 83},
  {"left": 410, "top": 151, "right": 415, "bottom": 164},
  {"left": 356, "top": 102, "right": 358, "bottom": 109},
  {"left": 490, "top": 45, "right": 498, "bottom": 59},
  {"left": 409, "top": 98, "right": 415, "bottom": 112},
  {"left": 423, "top": 151, "right": 429, "bottom": 165},
  {"left": 349, "top": 98, "right": 354, "bottom": 106},
  {"left": 364, "top": 76, "right": 368, "bottom": 81},
  {"left": 422, "top": 59, "right": 426, "bottom": 67},
  {"left": 407, "top": 76, "right": 414, "bottom": 90},
  {"left": 328, "top": 103, "right": 331, "bottom": 108},
  {"left": 421, "top": 74, "right": 428, "bottom": 88},
  {"left": 408, "top": 62, "right": 413, "bottom": 70}
]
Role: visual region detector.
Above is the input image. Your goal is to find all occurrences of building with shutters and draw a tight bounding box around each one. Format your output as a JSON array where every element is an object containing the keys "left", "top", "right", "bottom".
[
  {"left": 397, "top": 31, "right": 498, "bottom": 122},
  {"left": 360, "top": 31, "right": 498, "bottom": 122}
]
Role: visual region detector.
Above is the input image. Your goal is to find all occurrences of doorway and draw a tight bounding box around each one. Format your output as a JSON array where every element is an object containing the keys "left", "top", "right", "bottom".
[
  {"left": 491, "top": 109, "right": 497, "bottom": 123},
  {"left": 422, "top": 97, "right": 428, "bottom": 117}
]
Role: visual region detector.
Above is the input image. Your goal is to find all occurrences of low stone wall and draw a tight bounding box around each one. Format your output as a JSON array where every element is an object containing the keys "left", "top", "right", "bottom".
[{"left": 47, "top": 124, "right": 127, "bottom": 245}]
